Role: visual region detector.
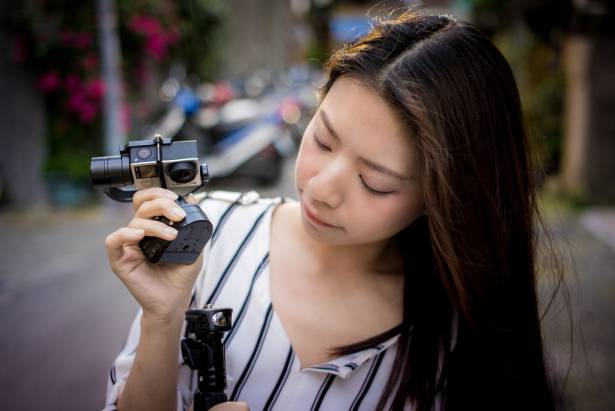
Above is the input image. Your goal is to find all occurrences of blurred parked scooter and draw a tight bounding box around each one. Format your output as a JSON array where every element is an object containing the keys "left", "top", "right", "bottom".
[{"left": 142, "top": 65, "right": 319, "bottom": 185}]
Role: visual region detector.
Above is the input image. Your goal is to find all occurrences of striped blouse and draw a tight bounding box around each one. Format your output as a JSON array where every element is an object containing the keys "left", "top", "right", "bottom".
[{"left": 103, "top": 191, "right": 407, "bottom": 411}]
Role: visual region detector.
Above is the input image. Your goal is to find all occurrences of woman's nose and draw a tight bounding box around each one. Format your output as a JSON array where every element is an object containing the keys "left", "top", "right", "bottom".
[{"left": 309, "top": 160, "right": 345, "bottom": 208}]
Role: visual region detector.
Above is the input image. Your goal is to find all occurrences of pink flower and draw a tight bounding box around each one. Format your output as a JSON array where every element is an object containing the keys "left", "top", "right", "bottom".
[
  {"left": 68, "top": 91, "right": 87, "bottom": 112},
  {"left": 129, "top": 15, "right": 162, "bottom": 36},
  {"left": 60, "top": 30, "right": 93, "bottom": 49},
  {"left": 86, "top": 79, "right": 105, "bottom": 99},
  {"left": 38, "top": 72, "right": 61, "bottom": 92},
  {"left": 145, "top": 34, "right": 168, "bottom": 61},
  {"left": 73, "top": 33, "right": 93, "bottom": 49},
  {"left": 128, "top": 14, "right": 180, "bottom": 61},
  {"left": 78, "top": 102, "right": 98, "bottom": 123},
  {"left": 65, "top": 74, "right": 82, "bottom": 93}
]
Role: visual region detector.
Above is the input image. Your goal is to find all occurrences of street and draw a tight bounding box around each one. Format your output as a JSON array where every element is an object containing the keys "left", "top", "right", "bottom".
[{"left": 0, "top": 155, "right": 614, "bottom": 410}]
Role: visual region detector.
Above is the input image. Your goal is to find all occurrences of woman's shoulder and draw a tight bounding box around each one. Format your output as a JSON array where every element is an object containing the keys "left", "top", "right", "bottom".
[{"left": 195, "top": 190, "right": 285, "bottom": 228}]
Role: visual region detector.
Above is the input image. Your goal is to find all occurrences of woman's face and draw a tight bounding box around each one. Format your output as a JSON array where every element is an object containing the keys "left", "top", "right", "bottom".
[{"left": 295, "top": 76, "right": 425, "bottom": 246}]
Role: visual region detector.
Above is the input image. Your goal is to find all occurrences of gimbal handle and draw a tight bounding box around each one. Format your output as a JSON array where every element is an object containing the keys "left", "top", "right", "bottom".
[{"left": 181, "top": 307, "right": 232, "bottom": 411}]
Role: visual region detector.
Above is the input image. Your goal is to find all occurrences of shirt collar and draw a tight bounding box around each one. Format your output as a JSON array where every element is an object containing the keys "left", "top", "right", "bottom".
[{"left": 301, "top": 333, "right": 400, "bottom": 379}]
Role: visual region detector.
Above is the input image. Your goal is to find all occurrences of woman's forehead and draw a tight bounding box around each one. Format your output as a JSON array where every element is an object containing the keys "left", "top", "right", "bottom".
[
  {"left": 321, "top": 77, "right": 409, "bottom": 141},
  {"left": 318, "top": 77, "right": 416, "bottom": 173}
]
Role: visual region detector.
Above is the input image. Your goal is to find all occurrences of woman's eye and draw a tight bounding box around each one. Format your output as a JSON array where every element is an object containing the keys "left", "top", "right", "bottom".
[
  {"left": 314, "top": 136, "right": 331, "bottom": 152},
  {"left": 359, "top": 175, "right": 394, "bottom": 196}
]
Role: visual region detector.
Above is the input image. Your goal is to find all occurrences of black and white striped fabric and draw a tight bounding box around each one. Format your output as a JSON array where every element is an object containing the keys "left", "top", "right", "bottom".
[{"left": 103, "top": 191, "right": 405, "bottom": 411}]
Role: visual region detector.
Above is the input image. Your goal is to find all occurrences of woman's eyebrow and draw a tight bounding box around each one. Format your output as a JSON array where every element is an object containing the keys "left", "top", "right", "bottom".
[{"left": 319, "top": 109, "right": 413, "bottom": 181}]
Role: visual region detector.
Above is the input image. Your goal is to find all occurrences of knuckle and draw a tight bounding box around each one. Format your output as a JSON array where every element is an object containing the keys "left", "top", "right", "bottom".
[
  {"left": 133, "top": 187, "right": 174, "bottom": 210},
  {"left": 128, "top": 218, "right": 145, "bottom": 228},
  {"left": 154, "top": 196, "right": 171, "bottom": 208},
  {"left": 136, "top": 195, "right": 175, "bottom": 217},
  {"left": 105, "top": 231, "right": 118, "bottom": 247},
  {"left": 131, "top": 190, "right": 145, "bottom": 209},
  {"left": 154, "top": 197, "right": 177, "bottom": 216},
  {"left": 135, "top": 199, "right": 152, "bottom": 215}
]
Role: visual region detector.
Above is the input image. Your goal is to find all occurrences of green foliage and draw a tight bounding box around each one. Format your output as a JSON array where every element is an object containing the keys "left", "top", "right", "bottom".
[
  {"left": 7, "top": 0, "right": 226, "bottom": 181},
  {"left": 116, "top": 0, "right": 228, "bottom": 82},
  {"left": 305, "top": 40, "right": 330, "bottom": 67},
  {"left": 465, "top": 0, "right": 567, "bottom": 176},
  {"left": 173, "top": 0, "right": 229, "bottom": 79},
  {"left": 42, "top": 117, "right": 101, "bottom": 181},
  {"left": 495, "top": 29, "right": 564, "bottom": 175}
]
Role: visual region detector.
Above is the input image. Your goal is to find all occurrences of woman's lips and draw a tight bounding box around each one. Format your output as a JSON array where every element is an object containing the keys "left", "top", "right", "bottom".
[{"left": 303, "top": 204, "right": 338, "bottom": 228}]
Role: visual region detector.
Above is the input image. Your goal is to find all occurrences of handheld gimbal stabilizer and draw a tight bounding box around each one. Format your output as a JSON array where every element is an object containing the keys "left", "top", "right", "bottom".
[
  {"left": 182, "top": 305, "right": 233, "bottom": 411},
  {"left": 90, "top": 134, "right": 213, "bottom": 264},
  {"left": 91, "top": 135, "right": 233, "bottom": 408}
]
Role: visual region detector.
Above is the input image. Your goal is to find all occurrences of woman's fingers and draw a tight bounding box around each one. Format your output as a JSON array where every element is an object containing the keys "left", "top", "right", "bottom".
[
  {"left": 105, "top": 227, "right": 145, "bottom": 262},
  {"left": 132, "top": 187, "right": 178, "bottom": 211},
  {"left": 127, "top": 218, "right": 178, "bottom": 241},
  {"left": 135, "top": 196, "right": 186, "bottom": 222}
]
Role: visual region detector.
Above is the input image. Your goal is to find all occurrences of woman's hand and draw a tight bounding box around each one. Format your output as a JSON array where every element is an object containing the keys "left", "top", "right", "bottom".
[{"left": 105, "top": 187, "right": 204, "bottom": 321}]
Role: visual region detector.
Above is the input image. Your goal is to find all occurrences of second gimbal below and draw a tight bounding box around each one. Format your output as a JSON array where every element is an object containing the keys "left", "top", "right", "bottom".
[{"left": 181, "top": 305, "right": 233, "bottom": 411}]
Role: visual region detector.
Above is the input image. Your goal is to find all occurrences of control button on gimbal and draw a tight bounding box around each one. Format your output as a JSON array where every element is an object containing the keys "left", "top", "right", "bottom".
[
  {"left": 137, "top": 147, "right": 152, "bottom": 160},
  {"left": 212, "top": 312, "right": 229, "bottom": 327}
]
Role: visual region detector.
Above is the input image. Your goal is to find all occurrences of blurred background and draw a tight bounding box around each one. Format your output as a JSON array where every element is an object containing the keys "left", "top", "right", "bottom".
[{"left": 0, "top": 0, "right": 613, "bottom": 410}]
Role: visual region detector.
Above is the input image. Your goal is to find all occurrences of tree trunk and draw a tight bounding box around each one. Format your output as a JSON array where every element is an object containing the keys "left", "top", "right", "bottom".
[
  {"left": 561, "top": 31, "right": 615, "bottom": 204},
  {"left": 0, "top": 33, "right": 49, "bottom": 210}
]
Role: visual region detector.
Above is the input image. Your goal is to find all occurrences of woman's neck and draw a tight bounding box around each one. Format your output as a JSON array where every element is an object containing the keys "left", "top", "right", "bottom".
[{"left": 283, "top": 202, "right": 404, "bottom": 278}]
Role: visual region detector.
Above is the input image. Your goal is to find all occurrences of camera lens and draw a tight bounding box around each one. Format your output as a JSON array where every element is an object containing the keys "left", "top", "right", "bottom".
[
  {"left": 90, "top": 155, "right": 133, "bottom": 188},
  {"left": 168, "top": 161, "right": 196, "bottom": 183}
]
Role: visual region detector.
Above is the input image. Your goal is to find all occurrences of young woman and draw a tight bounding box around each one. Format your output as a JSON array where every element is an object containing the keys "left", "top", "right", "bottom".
[{"left": 103, "top": 10, "right": 559, "bottom": 411}]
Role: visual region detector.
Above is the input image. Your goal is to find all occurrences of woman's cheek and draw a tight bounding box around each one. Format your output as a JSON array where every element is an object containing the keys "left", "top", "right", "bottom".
[
  {"left": 295, "top": 143, "right": 320, "bottom": 190},
  {"left": 352, "top": 199, "right": 414, "bottom": 240}
]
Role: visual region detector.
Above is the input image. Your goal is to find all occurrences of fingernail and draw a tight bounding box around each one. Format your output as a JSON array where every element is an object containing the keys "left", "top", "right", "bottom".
[
  {"left": 165, "top": 227, "right": 178, "bottom": 238},
  {"left": 172, "top": 207, "right": 186, "bottom": 219}
]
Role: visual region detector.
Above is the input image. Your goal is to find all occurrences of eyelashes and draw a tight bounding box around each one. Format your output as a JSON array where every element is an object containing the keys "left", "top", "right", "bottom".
[
  {"left": 313, "top": 135, "right": 394, "bottom": 196},
  {"left": 359, "top": 175, "right": 394, "bottom": 195},
  {"left": 314, "top": 135, "right": 331, "bottom": 152}
]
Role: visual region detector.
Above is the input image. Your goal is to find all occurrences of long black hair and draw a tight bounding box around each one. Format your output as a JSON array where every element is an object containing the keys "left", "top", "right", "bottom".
[{"left": 324, "top": 10, "right": 563, "bottom": 410}]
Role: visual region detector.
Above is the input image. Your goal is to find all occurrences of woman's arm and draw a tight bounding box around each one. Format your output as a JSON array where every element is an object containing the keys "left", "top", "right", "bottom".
[
  {"left": 117, "top": 308, "right": 187, "bottom": 411},
  {"left": 104, "top": 188, "right": 204, "bottom": 410}
]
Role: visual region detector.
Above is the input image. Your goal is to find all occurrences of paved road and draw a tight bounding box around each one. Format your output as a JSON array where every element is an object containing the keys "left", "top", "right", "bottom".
[
  {"left": 0, "top": 154, "right": 613, "bottom": 410},
  {"left": 0, "top": 205, "right": 138, "bottom": 410},
  {"left": 546, "top": 209, "right": 615, "bottom": 410}
]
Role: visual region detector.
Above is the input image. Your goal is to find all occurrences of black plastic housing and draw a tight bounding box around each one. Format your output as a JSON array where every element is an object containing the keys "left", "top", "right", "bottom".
[{"left": 139, "top": 198, "right": 213, "bottom": 264}]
